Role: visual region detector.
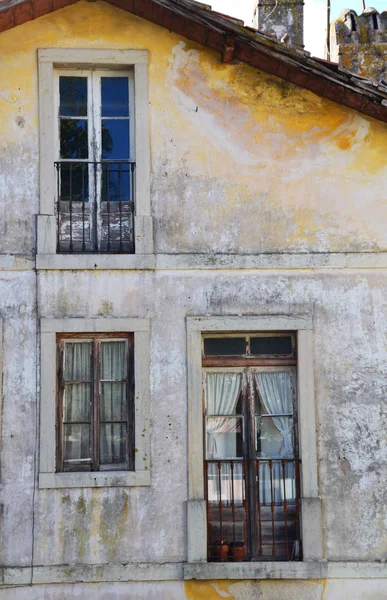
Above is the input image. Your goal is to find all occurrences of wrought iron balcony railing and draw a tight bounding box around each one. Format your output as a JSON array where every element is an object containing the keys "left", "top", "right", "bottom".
[
  {"left": 205, "top": 458, "right": 302, "bottom": 562},
  {"left": 55, "top": 161, "right": 135, "bottom": 253}
]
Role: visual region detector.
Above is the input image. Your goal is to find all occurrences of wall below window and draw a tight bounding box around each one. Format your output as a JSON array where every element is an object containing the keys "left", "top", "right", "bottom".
[{"left": 1, "top": 578, "right": 387, "bottom": 599}]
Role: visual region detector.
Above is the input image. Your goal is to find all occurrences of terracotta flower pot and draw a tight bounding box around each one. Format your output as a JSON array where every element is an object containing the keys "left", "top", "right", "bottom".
[
  {"left": 229, "top": 543, "right": 246, "bottom": 562},
  {"left": 215, "top": 539, "right": 229, "bottom": 561}
]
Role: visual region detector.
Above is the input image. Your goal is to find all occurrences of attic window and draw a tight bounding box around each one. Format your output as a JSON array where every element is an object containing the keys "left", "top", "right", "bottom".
[
  {"left": 372, "top": 13, "right": 378, "bottom": 30},
  {"left": 350, "top": 14, "right": 357, "bottom": 32}
]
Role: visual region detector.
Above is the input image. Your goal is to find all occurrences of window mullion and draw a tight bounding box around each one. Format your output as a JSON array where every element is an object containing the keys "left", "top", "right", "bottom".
[
  {"left": 129, "top": 73, "right": 135, "bottom": 161},
  {"left": 246, "top": 369, "right": 259, "bottom": 559},
  {"left": 92, "top": 339, "right": 101, "bottom": 471},
  {"left": 57, "top": 340, "right": 65, "bottom": 472},
  {"left": 127, "top": 336, "right": 135, "bottom": 470},
  {"left": 91, "top": 72, "right": 102, "bottom": 250}
]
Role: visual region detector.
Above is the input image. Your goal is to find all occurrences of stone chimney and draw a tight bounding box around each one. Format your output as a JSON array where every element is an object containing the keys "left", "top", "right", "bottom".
[
  {"left": 253, "top": 0, "right": 304, "bottom": 47},
  {"left": 330, "top": 8, "right": 387, "bottom": 83}
]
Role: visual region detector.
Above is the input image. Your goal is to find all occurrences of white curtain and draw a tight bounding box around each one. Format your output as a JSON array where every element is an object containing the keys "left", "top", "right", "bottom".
[
  {"left": 63, "top": 342, "right": 91, "bottom": 462},
  {"left": 100, "top": 341, "right": 127, "bottom": 465},
  {"left": 255, "top": 371, "right": 295, "bottom": 504},
  {"left": 206, "top": 373, "right": 242, "bottom": 505},
  {"left": 255, "top": 371, "right": 294, "bottom": 458},
  {"left": 206, "top": 373, "right": 242, "bottom": 459}
]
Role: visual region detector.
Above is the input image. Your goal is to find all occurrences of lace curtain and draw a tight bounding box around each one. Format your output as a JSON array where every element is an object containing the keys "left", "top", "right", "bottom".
[
  {"left": 206, "top": 373, "right": 243, "bottom": 505},
  {"left": 255, "top": 371, "right": 295, "bottom": 503},
  {"left": 63, "top": 341, "right": 127, "bottom": 465},
  {"left": 63, "top": 342, "right": 91, "bottom": 462}
]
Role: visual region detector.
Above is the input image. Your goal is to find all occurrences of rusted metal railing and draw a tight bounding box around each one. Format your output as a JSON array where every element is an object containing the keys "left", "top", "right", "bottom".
[
  {"left": 55, "top": 161, "right": 135, "bottom": 254},
  {"left": 205, "top": 458, "right": 302, "bottom": 561}
]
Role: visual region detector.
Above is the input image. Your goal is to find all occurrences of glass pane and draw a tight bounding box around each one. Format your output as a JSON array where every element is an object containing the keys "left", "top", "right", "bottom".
[
  {"left": 255, "top": 371, "right": 294, "bottom": 416},
  {"left": 64, "top": 383, "right": 90, "bottom": 422},
  {"left": 256, "top": 416, "right": 294, "bottom": 458},
  {"left": 250, "top": 336, "right": 293, "bottom": 355},
  {"left": 101, "top": 382, "right": 127, "bottom": 421},
  {"left": 206, "top": 417, "right": 243, "bottom": 459},
  {"left": 102, "top": 120, "right": 129, "bottom": 159},
  {"left": 63, "top": 424, "right": 91, "bottom": 462},
  {"left": 206, "top": 373, "right": 242, "bottom": 415},
  {"left": 206, "top": 461, "right": 246, "bottom": 506},
  {"left": 60, "top": 119, "right": 88, "bottom": 159},
  {"left": 64, "top": 342, "right": 91, "bottom": 381},
  {"left": 101, "top": 163, "right": 131, "bottom": 202},
  {"left": 257, "top": 461, "right": 296, "bottom": 504},
  {"left": 59, "top": 76, "right": 87, "bottom": 117},
  {"left": 59, "top": 163, "right": 89, "bottom": 202},
  {"left": 101, "top": 341, "right": 126, "bottom": 379},
  {"left": 204, "top": 337, "right": 246, "bottom": 356},
  {"left": 101, "top": 77, "right": 129, "bottom": 117},
  {"left": 100, "top": 423, "right": 127, "bottom": 465}
]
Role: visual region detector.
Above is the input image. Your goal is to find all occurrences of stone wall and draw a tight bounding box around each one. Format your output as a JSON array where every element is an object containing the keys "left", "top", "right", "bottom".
[{"left": 331, "top": 9, "right": 387, "bottom": 82}]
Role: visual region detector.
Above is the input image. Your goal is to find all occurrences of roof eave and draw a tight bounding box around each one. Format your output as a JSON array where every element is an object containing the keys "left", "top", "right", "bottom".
[{"left": 1, "top": 0, "right": 387, "bottom": 123}]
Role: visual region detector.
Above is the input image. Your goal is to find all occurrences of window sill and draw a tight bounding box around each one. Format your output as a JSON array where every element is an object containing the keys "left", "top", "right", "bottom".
[
  {"left": 183, "top": 561, "right": 327, "bottom": 580},
  {"left": 39, "top": 470, "right": 151, "bottom": 489},
  {"left": 36, "top": 253, "right": 155, "bottom": 271}
]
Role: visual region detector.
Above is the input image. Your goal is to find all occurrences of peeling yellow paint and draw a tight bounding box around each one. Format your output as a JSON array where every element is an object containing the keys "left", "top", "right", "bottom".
[
  {"left": 1, "top": 0, "right": 387, "bottom": 253},
  {"left": 184, "top": 580, "right": 236, "bottom": 600}
]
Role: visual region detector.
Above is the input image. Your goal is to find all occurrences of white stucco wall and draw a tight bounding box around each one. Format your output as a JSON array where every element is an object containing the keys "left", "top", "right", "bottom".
[{"left": 1, "top": 2, "right": 387, "bottom": 596}]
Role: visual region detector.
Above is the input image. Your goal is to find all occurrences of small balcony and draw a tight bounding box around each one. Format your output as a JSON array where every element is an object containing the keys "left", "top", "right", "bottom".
[
  {"left": 205, "top": 458, "right": 302, "bottom": 562},
  {"left": 55, "top": 161, "right": 135, "bottom": 253}
]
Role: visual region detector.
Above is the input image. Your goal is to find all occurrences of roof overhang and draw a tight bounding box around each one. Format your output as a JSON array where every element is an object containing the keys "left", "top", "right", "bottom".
[{"left": 1, "top": 0, "right": 387, "bottom": 123}]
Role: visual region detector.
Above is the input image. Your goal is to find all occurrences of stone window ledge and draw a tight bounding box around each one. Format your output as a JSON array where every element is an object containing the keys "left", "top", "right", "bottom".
[
  {"left": 39, "top": 470, "right": 151, "bottom": 489},
  {"left": 184, "top": 561, "right": 328, "bottom": 580},
  {"left": 36, "top": 253, "right": 155, "bottom": 271}
]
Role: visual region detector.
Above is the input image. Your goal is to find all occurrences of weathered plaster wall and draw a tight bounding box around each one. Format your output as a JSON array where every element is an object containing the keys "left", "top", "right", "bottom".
[
  {"left": 0, "top": 273, "right": 36, "bottom": 567},
  {"left": 1, "top": 2, "right": 387, "bottom": 597},
  {"left": 0, "top": 1, "right": 387, "bottom": 256},
  {"left": 28, "top": 269, "right": 387, "bottom": 567},
  {"left": 3, "top": 577, "right": 387, "bottom": 598}
]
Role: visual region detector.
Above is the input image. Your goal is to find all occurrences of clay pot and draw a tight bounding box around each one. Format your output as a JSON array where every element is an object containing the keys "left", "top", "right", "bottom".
[
  {"left": 229, "top": 542, "right": 246, "bottom": 562},
  {"left": 215, "top": 539, "right": 229, "bottom": 561}
]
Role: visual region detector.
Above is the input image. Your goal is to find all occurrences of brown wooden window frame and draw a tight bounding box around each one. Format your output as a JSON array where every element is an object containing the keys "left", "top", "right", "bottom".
[
  {"left": 203, "top": 332, "right": 302, "bottom": 562},
  {"left": 56, "top": 332, "right": 134, "bottom": 473}
]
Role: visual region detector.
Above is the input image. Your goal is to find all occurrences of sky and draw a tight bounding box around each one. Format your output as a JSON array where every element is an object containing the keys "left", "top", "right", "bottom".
[{"left": 209, "top": 0, "right": 387, "bottom": 57}]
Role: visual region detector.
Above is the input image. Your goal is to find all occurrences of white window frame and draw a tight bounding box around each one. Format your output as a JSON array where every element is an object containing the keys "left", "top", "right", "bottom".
[
  {"left": 185, "top": 315, "right": 323, "bottom": 579},
  {"left": 37, "top": 49, "right": 153, "bottom": 270},
  {"left": 54, "top": 68, "right": 135, "bottom": 162},
  {"left": 39, "top": 318, "right": 151, "bottom": 489}
]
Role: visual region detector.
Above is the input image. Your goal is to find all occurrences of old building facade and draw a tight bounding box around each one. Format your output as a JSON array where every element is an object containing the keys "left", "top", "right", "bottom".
[{"left": 1, "top": 0, "right": 387, "bottom": 598}]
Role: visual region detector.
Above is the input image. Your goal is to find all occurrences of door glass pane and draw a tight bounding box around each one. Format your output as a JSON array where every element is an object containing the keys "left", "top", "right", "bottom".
[
  {"left": 100, "top": 423, "right": 127, "bottom": 465},
  {"left": 101, "top": 382, "right": 127, "bottom": 421},
  {"left": 101, "top": 77, "right": 129, "bottom": 117},
  {"left": 206, "top": 460, "right": 246, "bottom": 505},
  {"left": 59, "top": 76, "right": 87, "bottom": 117},
  {"left": 204, "top": 337, "right": 246, "bottom": 356},
  {"left": 63, "top": 424, "right": 91, "bottom": 462},
  {"left": 60, "top": 119, "right": 88, "bottom": 159},
  {"left": 59, "top": 163, "right": 89, "bottom": 202},
  {"left": 206, "top": 417, "right": 243, "bottom": 459},
  {"left": 251, "top": 336, "right": 293, "bottom": 355},
  {"left": 102, "top": 120, "right": 129, "bottom": 159},
  {"left": 256, "top": 416, "right": 294, "bottom": 458},
  {"left": 255, "top": 371, "right": 294, "bottom": 416},
  {"left": 64, "top": 383, "right": 90, "bottom": 422},
  {"left": 206, "top": 373, "right": 242, "bottom": 415},
  {"left": 101, "top": 341, "right": 126, "bottom": 379},
  {"left": 257, "top": 460, "right": 296, "bottom": 504},
  {"left": 64, "top": 342, "right": 91, "bottom": 381},
  {"left": 101, "top": 163, "right": 130, "bottom": 202}
]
